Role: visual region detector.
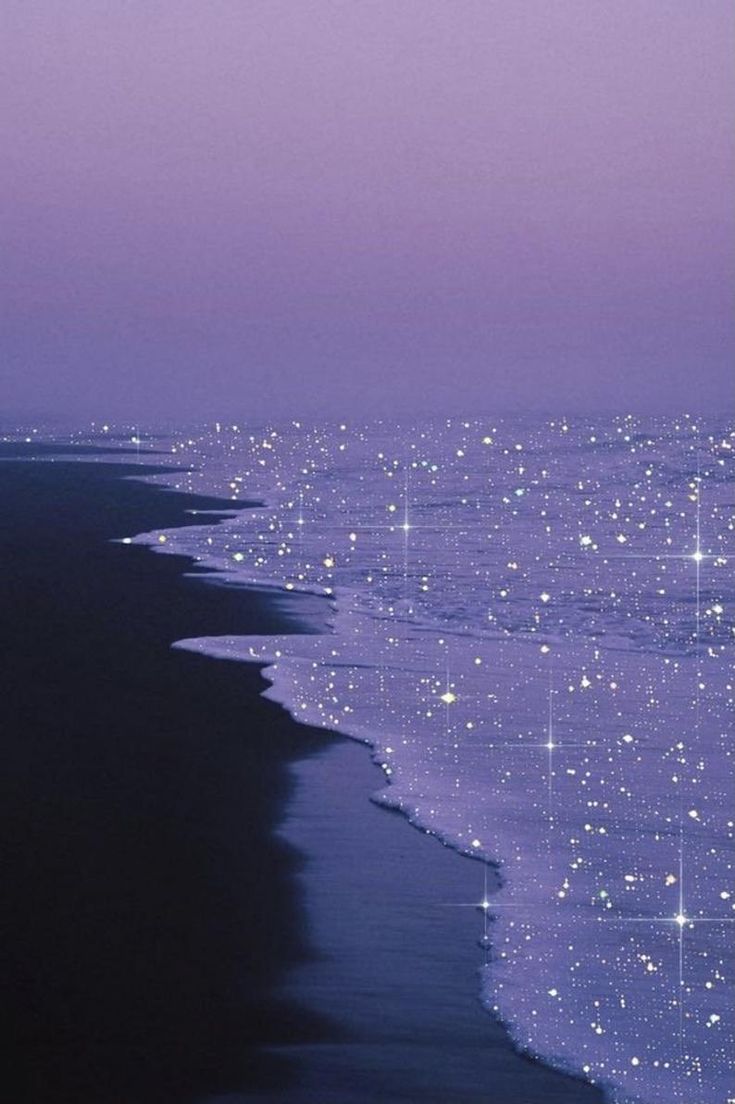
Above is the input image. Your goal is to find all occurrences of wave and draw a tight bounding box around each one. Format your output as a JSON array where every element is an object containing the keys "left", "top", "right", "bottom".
[{"left": 111, "top": 414, "right": 733, "bottom": 1104}]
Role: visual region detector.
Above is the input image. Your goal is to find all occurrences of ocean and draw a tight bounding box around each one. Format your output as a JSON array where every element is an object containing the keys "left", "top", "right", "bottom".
[{"left": 62, "top": 414, "right": 734, "bottom": 1103}]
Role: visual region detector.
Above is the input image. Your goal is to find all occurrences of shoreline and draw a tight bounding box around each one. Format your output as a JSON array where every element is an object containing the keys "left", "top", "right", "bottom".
[
  {"left": 265, "top": 736, "right": 606, "bottom": 1104},
  {"left": 0, "top": 443, "right": 604, "bottom": 1103}
]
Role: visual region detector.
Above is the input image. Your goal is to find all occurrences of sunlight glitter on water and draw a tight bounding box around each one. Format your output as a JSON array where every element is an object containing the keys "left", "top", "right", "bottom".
[{"left": 118, "top": 414, "right": 733, "bottom": 1104}]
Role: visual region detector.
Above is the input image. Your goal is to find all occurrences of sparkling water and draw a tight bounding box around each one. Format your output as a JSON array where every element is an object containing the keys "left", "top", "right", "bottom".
[{"left": 114, "top": 414, "right": 732, "bottom": 1103}]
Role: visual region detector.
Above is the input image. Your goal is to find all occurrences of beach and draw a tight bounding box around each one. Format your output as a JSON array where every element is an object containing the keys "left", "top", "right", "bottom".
[
  {"left": 0, "top": 443, "right": 604, "bottom": 1104},
  {"left": 258, "top": 738, "right": 604, "bottom": 1104}
]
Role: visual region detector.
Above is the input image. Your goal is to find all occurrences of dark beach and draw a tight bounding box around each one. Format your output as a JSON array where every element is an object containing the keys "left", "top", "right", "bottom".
[{"left": 0, "top": 444, "right": 604, "bottom": 1104}]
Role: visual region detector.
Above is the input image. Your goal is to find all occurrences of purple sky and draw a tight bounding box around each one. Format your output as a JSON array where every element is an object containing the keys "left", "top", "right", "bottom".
[{"left": 2, "top": 1, "right": 733, "bottom": 421}]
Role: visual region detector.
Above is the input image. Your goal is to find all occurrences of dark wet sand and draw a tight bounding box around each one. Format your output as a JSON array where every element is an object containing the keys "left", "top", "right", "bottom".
[{"left": 0, "top": 444, "right": 604, "bottom": 1103}]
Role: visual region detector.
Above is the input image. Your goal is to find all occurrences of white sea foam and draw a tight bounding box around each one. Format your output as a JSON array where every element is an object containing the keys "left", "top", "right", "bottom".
[{"left": 106, "top": 414, "right": 731, "bottom": 1104}]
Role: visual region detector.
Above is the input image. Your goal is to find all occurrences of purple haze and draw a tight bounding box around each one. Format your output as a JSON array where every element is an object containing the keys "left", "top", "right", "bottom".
[{"left": 1, "top": 1, "right": 733, "bottom": 421}]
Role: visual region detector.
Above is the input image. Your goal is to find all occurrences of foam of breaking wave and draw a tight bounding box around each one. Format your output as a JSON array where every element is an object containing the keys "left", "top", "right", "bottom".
[{"left": 110, "top": 415, "right": 732, "bottom": 1104}]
